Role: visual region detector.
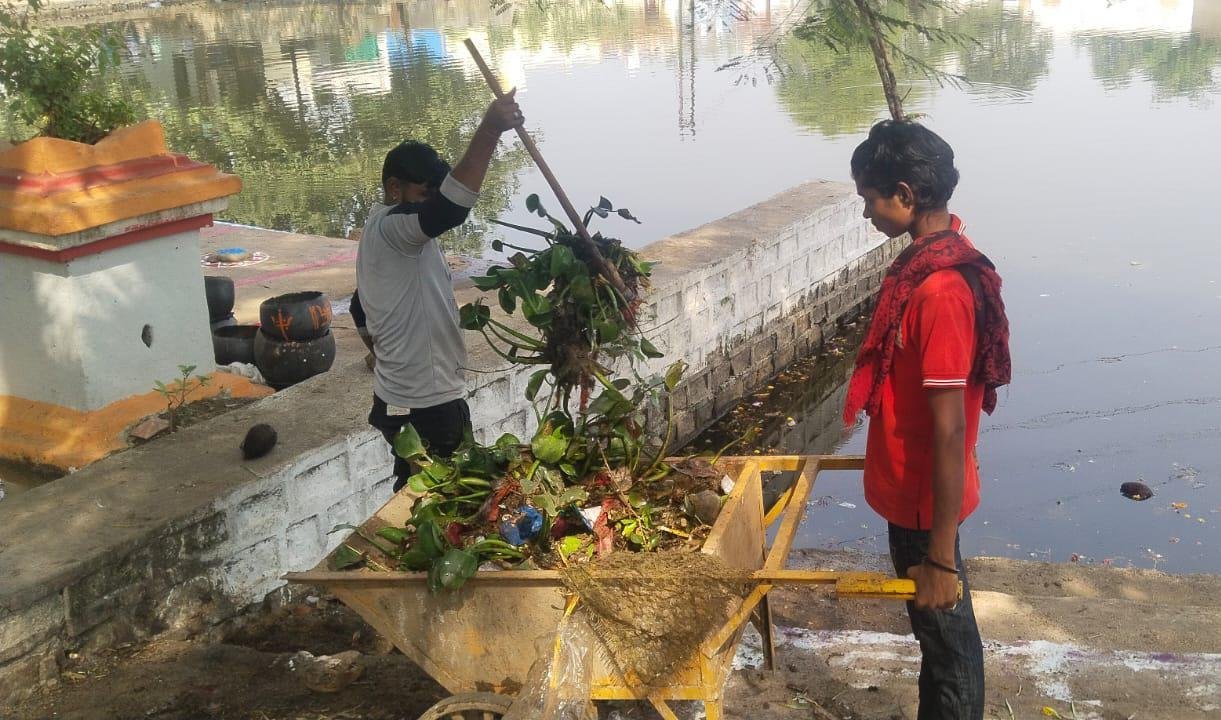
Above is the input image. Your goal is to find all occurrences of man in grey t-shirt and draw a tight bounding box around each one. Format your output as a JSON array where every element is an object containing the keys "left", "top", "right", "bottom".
[{"left": 357, "top": 92, "right": 522, "bottom": 491}]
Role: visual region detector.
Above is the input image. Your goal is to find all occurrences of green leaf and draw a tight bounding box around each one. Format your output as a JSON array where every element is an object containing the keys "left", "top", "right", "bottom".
[
  {"left": 393, "top": 424, "right": 428, "bottom": 462},
  {"left": 495, "top": 433, "right": 521, "bottom": 454},
  {"left": 587, "top": 391, "right": 629, "bottom": 419},
  {"left": 531, "top": 427, "right": 569, "bottom": 464},
  {"left": 399, "top": 548, "right": 432, "bottom": 571},
  {"left": 410, "top": 499, "right": 443, "bottom": 527},
  {"left": 429, "top": 549, "right": 479, "bottom": 592},
  {"left": 458, "top": 302, "right": 492, "bottom": 330},
  {"left": 594, "top": 319, "right": 622, "bottom": 342},
  {"left": 459, "top": 445, "right": 502, "bottom": 478},
  {"left": 535, "top": 465, "right": 563, "bottom": 494},
  {"left": 525, "top": 368, "right": 549, "bottom": 401},
  {"left": 376, "top": 526, "right": 408, "bottom": 544},
  {"left": 521, "top": 293, "right": 553, "bottom": 328},
  {"left": 617, "top": 208, "right": 642, "bottom": 224},
  {"left": 569, "top": 274, "right": 596, "bottom": 305},
  {"left": 532, "top": 493, "right": 557, "bottom": 517},
  {"left": 549, "top": 245, "right": 577, "bottom": 278},
  {"left": 554, "top": 486, "right": 589, "bottom": 508},
  {"left": 630, "top": 257, "right": 657, "bottom": 275},
  {"left": 639, "top": 337, "right": 665, "bottom": 359},
  {"left": 331, "top": 544, "right": 365, "bottom": 570},
  {"left": 665, "top": 360, "right": 688, "bottom": 391},
  {"left": 526, "top": 193, "right": 545, "bottom": 217},
  {"left": 520, "top": 465, "right": 541, "bottom": 495},
  {"left": 558, "top": 535, "right": 587, "bottom": 561},
  {"left": 497, "top": 286, "right": 516, "bottom": 314},
  {"left": 416, "top": 519, "right": 447, "bottom": 559},
  {"left": 407, "top": 472, "right": 433, "bottom": 494},
  {"left": 470, "top": 273, "right": 502, "bottom": 291},
  {"left": 424, "top": 461, "right": 454, "bottom": 482},
  {"left": 491, "top": 239, "right": 503, "bottom": 252},
  {"left": 559, "top": 462, "right": 578, "bottom": 478}
]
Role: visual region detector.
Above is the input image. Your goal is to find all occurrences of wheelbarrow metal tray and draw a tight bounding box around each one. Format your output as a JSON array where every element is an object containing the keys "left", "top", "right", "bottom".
[{"left": 287, "top": 456, "right": 863, "bottom": 714}]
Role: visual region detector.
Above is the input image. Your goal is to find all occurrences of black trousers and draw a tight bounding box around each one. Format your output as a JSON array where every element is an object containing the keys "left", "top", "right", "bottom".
[
  {"left": 368, "top": 395, "right": 470, "bottom": 492},
  {"left": 888, "top": 524, "right": 985, "bottom": 720}
]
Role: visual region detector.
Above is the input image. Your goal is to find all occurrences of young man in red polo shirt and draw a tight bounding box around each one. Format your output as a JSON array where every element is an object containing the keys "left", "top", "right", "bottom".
[{"left": 844, "top": 120, "right": 1011, "bottom": 720}]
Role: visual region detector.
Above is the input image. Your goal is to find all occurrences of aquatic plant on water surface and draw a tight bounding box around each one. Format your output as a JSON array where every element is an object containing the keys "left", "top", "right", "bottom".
[{"left": 331, "top": 195, "right": 750, "bottom": 590}]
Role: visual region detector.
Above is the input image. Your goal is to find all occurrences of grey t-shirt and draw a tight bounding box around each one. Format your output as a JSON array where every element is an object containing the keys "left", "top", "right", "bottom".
[{"left": 356, "top": 174, "right": 478, "bottom": 409}]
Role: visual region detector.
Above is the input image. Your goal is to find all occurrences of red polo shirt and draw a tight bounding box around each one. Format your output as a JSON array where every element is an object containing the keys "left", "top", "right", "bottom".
[{"left": 862, "top": 264, "right": 983, "bottom": 531}]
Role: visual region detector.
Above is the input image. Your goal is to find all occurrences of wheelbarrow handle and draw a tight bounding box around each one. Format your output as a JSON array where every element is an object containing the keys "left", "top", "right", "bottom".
[{"left": 751, "top": 570, "right": 963, "bottom": 602}]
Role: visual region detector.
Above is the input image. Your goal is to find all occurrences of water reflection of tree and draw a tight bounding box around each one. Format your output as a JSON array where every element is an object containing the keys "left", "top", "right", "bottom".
[
  {"left": 496, "top": 0, "right": 641, "bottom": 54},
  {"left": 774, "top": 1, "right": 1054, "bottom": 136},
  {"left": 1075, "top": 31, "right": 1221, "bottom": 102},
  {"left": 108, "top": 9, "right": 528, "bottom": 251},
  {"left": 948, "top": 1, "right": 1052, "bottom": 93}
]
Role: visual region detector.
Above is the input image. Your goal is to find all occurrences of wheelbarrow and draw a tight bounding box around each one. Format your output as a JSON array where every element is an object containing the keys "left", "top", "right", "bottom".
[{"left": 286, "top": 455, "right": 936, "bottom": 720}]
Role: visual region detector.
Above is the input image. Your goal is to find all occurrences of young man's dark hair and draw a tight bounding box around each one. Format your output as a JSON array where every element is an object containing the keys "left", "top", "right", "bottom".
[
  {"left": 381, "top": 141, "right": 452, "bottom": 190},
  {"left": 850, "top": 120, "right": 960, "bottom": 211},
  {"left": 845, "top": 119, "right": 1010, "bottom": 720}
]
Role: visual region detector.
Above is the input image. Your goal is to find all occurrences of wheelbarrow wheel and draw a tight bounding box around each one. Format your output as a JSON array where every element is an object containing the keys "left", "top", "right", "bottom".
[{"left": 417, "top": 692, "right": 514, "bottom": 720}]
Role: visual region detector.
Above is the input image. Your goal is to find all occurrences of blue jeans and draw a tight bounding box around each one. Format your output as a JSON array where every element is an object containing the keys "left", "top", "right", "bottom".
[{"left": 888, "top": 523, "right": 985, "bottom": 720}]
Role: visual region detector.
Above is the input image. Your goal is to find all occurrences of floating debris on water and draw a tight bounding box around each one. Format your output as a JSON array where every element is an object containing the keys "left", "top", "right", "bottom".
[{"left": 1120, "top": 481, "right": 1154, "bottom": 501}]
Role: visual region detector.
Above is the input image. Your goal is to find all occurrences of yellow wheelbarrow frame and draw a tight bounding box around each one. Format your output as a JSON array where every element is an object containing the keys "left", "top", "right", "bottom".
[{"left": 287, "top": 455, "right": 932, "bottom": 720}]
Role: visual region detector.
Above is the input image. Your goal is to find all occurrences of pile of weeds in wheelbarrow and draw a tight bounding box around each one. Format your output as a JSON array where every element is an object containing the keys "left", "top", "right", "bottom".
[{"left": 330, "top": 195, "right": 752, "bottom": 591}]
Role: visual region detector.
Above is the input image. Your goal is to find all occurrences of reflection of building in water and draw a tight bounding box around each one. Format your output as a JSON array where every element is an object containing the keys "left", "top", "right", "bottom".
[
  {"left": 678, "top": 0, "right": 696, "bottom": 138},
  {"left": 1195, "top": 0, "right": 1221, "bottom": 39},
  {"left": 117, "top": 0, "right": 797, "bottom": 138},
  {"left": 1012, "top": 0, "right": 1195, "bottom": 34}
]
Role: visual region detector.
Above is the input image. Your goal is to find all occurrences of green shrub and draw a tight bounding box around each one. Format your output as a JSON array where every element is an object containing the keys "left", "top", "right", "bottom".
[{"left": 0, "top": 0, "right": 135, "bottom": 143}]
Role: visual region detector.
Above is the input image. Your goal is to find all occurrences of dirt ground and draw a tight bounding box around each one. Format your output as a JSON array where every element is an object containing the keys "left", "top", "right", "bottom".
[{"left": 7, "top": 549, "right": 1218, "bottom": 720}]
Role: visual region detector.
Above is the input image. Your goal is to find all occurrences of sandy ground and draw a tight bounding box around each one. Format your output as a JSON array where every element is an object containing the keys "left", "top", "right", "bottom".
[{"left": 7, "top": 550, "right": 1217, "bottom": 720}]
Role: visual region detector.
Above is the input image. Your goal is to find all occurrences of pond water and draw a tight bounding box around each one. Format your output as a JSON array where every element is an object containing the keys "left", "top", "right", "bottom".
[{"left": 20, "top": 1, "right": 1220, "bottom": 571}]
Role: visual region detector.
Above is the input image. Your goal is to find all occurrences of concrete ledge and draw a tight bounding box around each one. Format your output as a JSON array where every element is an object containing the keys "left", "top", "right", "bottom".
[
  {"left": 0, "top": 180, "right": 894, "bottom": 705},
  {"left": 0, "top": 373, "right": 273, "bottom": 470}
]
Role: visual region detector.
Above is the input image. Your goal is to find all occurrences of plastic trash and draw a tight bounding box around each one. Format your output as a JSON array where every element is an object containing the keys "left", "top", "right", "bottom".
[{"left": 500, "top": 507, "right": 544, "bottom": 546}]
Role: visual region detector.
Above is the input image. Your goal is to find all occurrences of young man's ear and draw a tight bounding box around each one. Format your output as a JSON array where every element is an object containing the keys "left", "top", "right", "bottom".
[
  {"left": 385, "top": 177, "right": 402, "bottom": 204},
  {"left": 894, "top": 181, "right": 916, "bottom": 209}
]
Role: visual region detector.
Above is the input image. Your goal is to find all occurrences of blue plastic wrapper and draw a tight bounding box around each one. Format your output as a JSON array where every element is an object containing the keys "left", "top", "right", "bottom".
[{"left": 499, "top": 507, "right": 544, "bottom": 547}]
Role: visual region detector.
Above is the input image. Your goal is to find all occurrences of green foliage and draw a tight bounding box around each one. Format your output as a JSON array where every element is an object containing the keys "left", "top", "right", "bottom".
[
  {"left": 0, "top": 0, "right": 134, "bottom": 143},
  {"left": 152, "top": 364, "right": 211, "bottom": 432},
  {"left": 364, "top": 195, "right": 690, "bottom": 589}
]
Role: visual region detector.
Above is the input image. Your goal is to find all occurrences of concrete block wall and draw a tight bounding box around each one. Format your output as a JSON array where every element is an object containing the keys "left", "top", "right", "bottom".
[
  {"left": 0, "top": 181, "right": 896, "bottom": 708},
  {"left": 0, "top": 419, "right": 398, "bottom": 705}
]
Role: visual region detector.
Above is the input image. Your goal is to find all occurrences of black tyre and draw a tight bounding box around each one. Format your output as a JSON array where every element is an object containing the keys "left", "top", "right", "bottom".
[
  {"left": 253, "top": 329, "right": 336, "bottom": 389},
  {"left": 259, "top": 291, "right": 332, "bottom": 341},
  {"left": 204, "top": 275, "right": 235, "bottom": 321},
  {"left": 212, "top": 324, "right": 259, "bottom": 365}
]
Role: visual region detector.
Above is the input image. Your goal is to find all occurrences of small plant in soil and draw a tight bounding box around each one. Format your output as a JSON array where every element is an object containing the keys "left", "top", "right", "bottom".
[
  {"left": 333, "top": 195, "right": 744, "bottom": 590},
  {"left": 153, "top": 364, "right": 211, "bottom": 432}
]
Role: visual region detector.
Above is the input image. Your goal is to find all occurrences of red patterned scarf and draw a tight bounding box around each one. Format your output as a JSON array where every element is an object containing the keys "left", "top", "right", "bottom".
[{"left": 843, "top": 218, "right": 1011, "bottom": 424}]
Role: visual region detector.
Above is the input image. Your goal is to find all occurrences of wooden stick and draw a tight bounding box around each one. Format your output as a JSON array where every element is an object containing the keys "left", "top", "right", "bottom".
[{"left": 463, "top": 38, "right": 633, "bottom": 303}]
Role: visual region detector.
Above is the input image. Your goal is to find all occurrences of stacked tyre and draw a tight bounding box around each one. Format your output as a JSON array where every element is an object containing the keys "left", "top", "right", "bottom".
[
  {"left": 253, "top": 291, "right": 336, "bottom": 389},
  {"left": 204, "top": 276, "right": 236, "bottom": 330}
]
